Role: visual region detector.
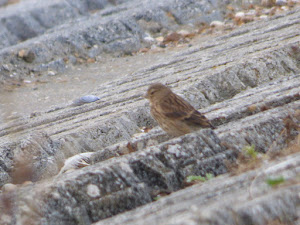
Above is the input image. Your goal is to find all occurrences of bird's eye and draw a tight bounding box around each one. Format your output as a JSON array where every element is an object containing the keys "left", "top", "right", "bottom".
[{"left": 150, "top": 90, "right": 155, "bottom": 95}]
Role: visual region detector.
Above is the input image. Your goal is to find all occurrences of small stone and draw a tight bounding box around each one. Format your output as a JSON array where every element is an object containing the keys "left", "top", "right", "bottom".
[
  {"left": 260, "top": 15, "right": 269, "bottom": 19},
  {"left": 22, "top": 181, "right": 33, "bottom": 186},
  {"left": 72, "top": 95, "right": 100, "bottom": 106},
  {"left": 144, "top": 35, "right": 155, "bottom": 43},
  {"left": 155, "top": 36, "right": 164, "bottom": 42},
  {"left": 2, "top": 183, "right": 17, "bottom": 192},
  {"left": 87, "top": 184, "right": 100, "bottom": 198},
  {"left": 234, "top": 11, "right": 255, "bottom": 24},
  {"left": 177, "top": 30, "right": 190, "bottom": 36},
  {"left": 30, "top": 111, "right": 41, "bottom": 118},
  {"left": 23, "top": 80, "right": 32, "bottom": 84},
  {"left": 18, "top": 49, "right": 26, "bottom": 58},
  {"left": 281, "top": 5, "right": 289, "bottom": 10},
  {"left": 243, "top": 15, "right": 255, "bottom": 23},
  {"left": 163, "top": 32, "right": 183, "bottom": 43},
  {"left": 48, "top": 71, "right": 57, "bottom": 76},
  {"left": 52, "top": 192, "right": 61, "bottom": 200},
  {"left": 140, "top": 48, "right": 150, "bottom": 53},
  {"left": 87, "top": 58, "right": 96, "bottom": 63},
  {"left": 158, "top": 43, "right": 167, "bottom": 48},
  {"left": 0, "top": 214, "right": 12, "bottom": 224},
  {"left": 2, "top": 64, "right": 12, "bottom": 71},
  {"left": 210, "top": 21, "right": 225, "bottom": 27},
  {"left": 235, "top": 11, "right": 245, "bottom": 18},
  {"left": 248, "top": 104, "right": 257, "bottom": 112},
  {"left": 18, "top": 49, "right": 35, "bottom": 63}
]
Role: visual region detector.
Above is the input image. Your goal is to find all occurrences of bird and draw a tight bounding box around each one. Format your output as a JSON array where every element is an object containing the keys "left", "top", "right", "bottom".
[
  {"left": 57, "top": 152, "right": 94, "bottom": 175},
  {"left": 145, "top": 83, "right": 214, "bottom": 136}
]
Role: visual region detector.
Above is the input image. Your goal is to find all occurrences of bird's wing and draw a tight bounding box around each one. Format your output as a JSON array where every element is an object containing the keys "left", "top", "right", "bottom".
[
  {"left": 184, "top": 110, "right": 214, "bottom": 128},
  {"left": 160, "top": 93, "right": 214, "bottom": 128},
  {"left": 160, "top": 93, "right": 195, "bottom": 119}
]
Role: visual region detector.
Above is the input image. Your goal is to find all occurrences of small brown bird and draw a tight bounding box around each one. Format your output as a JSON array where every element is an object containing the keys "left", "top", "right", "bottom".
[{"left": 145, "top": 83, "right": 214, "bottom": 136}]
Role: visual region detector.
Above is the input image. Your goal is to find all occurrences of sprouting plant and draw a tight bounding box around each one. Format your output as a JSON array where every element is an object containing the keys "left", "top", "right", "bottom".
[
  {"left": 205, "top": 173, "right": 214, "bottom": 180},
  {"left": 153, "top": 196, "right": 161, "bottom": 201},
  {"left": 242, "top": 144, "right": 257, "bottom": 159},
  {"left": 266, "top": 176, "right": 285, "bottom": 187},
  {"left": 186, "top": 175, "right": 206, "bottom": 183},
  {"left": 186, "top": 173, "right": 214, "bottom": 183}
]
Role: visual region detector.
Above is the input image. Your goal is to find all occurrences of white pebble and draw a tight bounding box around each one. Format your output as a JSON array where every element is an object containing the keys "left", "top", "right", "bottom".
[
  {"left": 144, "top": 36, "right": 155, "bottom": 43},
  {"left": 2, "top": 183, "right": 17, "bottom": 192},
  {"left": 87, "top": 184, "right": 100, "bottom": 198},
  {"left": 155, "top": 36, "right": 164, "bottom": 42},
  {"left": 260, "top": 15, "right": 269, "bottom": 19},
  {"left": 72, "top": 95, "right": 100, "bottom": 106},
  {"left": 177, "top": 30, "right": 190, "bottom": 36},
  {"left": 210, "top": 21, "right": 225, "bottom": 27},
  {"left": 281, "top": 6, "right": 289, "bottom": 11},
  {"left": 48, "top": 71, "right": 57, "bottom": 76},
  {"left": 235, "top": 12, "right": 245, "bottom": 18}
]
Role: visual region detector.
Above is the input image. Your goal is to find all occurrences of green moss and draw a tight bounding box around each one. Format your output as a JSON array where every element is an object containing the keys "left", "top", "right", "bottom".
[
  {"left": 153, "top": 196, "right": 161, "bottom": 201},
  {"left": 266, "top": 176, "right": 285, "bottom": 187},
  {"left": 186, "top": 173, "right": 214, "bottom": 183},
  {"left": 242, "top": 144, "right": 257, "bottom": 159}
]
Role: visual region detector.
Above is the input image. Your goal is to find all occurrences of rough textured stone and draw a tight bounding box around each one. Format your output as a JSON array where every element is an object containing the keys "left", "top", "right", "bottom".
[
  {"left": 0, "top": 5, "right": 300, "bottom": 184},
  {"left": 0, "top": 0, "right": 226, "bottom": 83},
  {"left": 0, "top": 1, "right": 300, "bottom": 225},
  {"left": 94, "top": 154, "right": 300, "bottom": 225}
]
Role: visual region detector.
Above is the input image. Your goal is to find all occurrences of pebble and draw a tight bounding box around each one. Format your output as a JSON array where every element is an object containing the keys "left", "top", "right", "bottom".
[
  {"left": 163, "top": 32, "right": 183, "bottom": 43},
  {"left": 235, "top": 11, "right": 245, "bottom": 18},
  {"left": 18, "top": 49, "right": 35, "bottom": 63},
  {"left": 48, "top": 71, "right": 57, "bottom": 76},
  {"left": 155, "top": 36, "right": 164, "bottom": 42},
  {"left": 87, "top": 58, "right": 96, "bottom": 63},
  {"left": 2, "top": 183, "right": 17, "bottom": 192},
  {"left": 177, "top": 30, "right": 190, "bottom": 36},
  {"left": 144, "top": 34, "right": 155, "bottom": 43},
  {"left": 281, "top": 6, "right": 289, "bottom": 10},
  {"left": 87, "top": 184, "right": 100, "bottom": 198},
  {"left": 210, "top": 21, "right": 225, "bottom": 27},
  {"left": 22, "top": 181, "right": 33, "bottom": 186},
  {"left": 260, "top": 15, "right": 269, "bottom": 19},
  {"left": 72, "top": 95, "right": 100, "bottom": 106}
]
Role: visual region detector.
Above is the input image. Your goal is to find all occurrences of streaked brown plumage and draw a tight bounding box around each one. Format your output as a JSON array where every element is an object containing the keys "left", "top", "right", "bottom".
[{"left": 145, "top": 83, "right": 214, "bottom": 136}]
